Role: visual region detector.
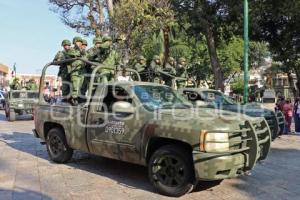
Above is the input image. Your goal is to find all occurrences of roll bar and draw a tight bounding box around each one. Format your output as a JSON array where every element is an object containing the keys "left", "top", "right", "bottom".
[{"left": 39, "top": 58, "right": 141, "bottom": 102}]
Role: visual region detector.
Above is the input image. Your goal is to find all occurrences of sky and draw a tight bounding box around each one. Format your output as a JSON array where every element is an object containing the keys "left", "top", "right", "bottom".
[{"left": 0, "top": 0, "right": 91, "bottom": 74}]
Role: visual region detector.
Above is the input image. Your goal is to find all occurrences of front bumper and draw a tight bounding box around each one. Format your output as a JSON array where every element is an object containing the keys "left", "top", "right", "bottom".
[
  {"left": 193, "top": 152, "right": 245, "bottom": 180},
  {"left": 193, "top": 118, "right": 271, "bottom": 181}
]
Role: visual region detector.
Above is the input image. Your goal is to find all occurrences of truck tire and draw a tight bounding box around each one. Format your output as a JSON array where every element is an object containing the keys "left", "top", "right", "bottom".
[
  {"left": 8, "top": 110, "right": 16, "bottom": 122},
  {"left": 46, "top": 128, "right": 73, "bottom": 163},
  {"left": 148, "top": 145, "right": 195, "bottom": 197}
]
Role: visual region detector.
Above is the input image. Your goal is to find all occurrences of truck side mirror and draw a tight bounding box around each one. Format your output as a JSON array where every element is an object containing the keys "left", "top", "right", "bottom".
[
  {"left": 196, "top": 100, "right": 209, "bottom": 107},
  {"left": 112, "top": 101, "right": 135, "bottom": 114}
]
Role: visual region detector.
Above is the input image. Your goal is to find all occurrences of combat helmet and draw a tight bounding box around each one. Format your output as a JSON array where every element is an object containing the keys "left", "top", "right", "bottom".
[
  {"left": 72, "top": 36, "right": 83, "bottom": 44},
  {"left": 178, "top": 57, "right": 186, "bottom": 63},
  {"left": 168, "top": 57, "right": 175, "bottom": 62},
  {"left": 82, "top": 39, "right": 88, "bottom": 46},
  {"left": 61, "top": 39, "right": 71, "bottom": 46},
  {"left": 93, "top": 37, "right": 102, "bottom": 45},
  {"left": 138, "top": 55, "right": 146, "bottom": 61},
  {"left": 102, "top": 35, "right": 113, "bottom": 42},
  {"left": 153, "top": 55, "right": 160, "bottom": 60}
]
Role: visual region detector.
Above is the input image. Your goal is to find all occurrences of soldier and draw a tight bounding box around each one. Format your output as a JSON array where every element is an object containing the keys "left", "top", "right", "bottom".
[
  {"left": 98, "top": 35, "right": 120, "bottom": 83},
  {"left": 133, "top": 56, "right": 147, "bottom": 81},
  {"left": 150, "top": 55, "right": 163, "bottom": 83},
  {"left": 54, "top": 39, "right": 72, "bottom": 99},
  {"left": 26, "top": 78, "right": 38, "bottom": 91},
  {"left": 66, "top": 36, "right": 86, "bottom": 105},
  {"left": 82, "top": 39, "right": 88, "bottom": 51},
  {"left": 80, "top": 37, "right": 103, "bottom": 96},
  {"left": 176, "top": 57, "right": 189, "bottom": 89},
  {"left": 86, "top": 37, "right": 103, "bottom": 62},
  {"left": 10, "top": 78, "right": 22, "bottom": 90},
  {"left": 162, "top": 57, "right": 176, "bottom": 87}
]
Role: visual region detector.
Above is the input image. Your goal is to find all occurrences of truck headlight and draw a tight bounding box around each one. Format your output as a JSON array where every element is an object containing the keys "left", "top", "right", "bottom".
[
  {"left": 200, "top": 131, "right": 230, "bottom": 153},
  {"left": 18, "top": 104, "right": 24, "bottom": 108}
]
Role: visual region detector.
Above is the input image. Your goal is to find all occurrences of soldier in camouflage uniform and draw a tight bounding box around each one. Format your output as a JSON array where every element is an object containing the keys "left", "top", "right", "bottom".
[
  {"left": 98, "top": 35, "right": 120, "bottom": 83},
  {"left": 81, "top": 37, "right": 103, "bottom": 96},
  {"left": 26, "top": 78, "right": 38, "bottom": 91},
  {"left": 133, "top": 56, "right": 148, "bottom": 81},
  {"left": 86, "top": 37, "right": 102, "bottom": 62},
  {"left": 53, "top": 39, "right": 71, "bottom": 99},
  {"left": 176, "top": 57, "right": 189, "bottom": 89},
  {"left": 150, "top": 55, "right": 163, "bottom": 83},
  {"left": 10, "top": 78, "right": 22, "bottom": 90},
  {"left": 66, "top": 37, "right": 86, "bottom": 105},
  {"left": 81, "top": 39, "right": 88, "bottom": 51},
  {"left": 162, "top": 57, "right": 176, "bottom": 87}
]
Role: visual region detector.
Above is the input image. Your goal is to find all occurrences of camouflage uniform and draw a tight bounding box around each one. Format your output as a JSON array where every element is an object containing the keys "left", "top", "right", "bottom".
[
  {"left": 82, "top": 39, "right": 88, "bottom": 51},
  {"left": 54, "top": 39, "right": 71, "bottom": 97},
  {"left": 82, "top": 37, "right": 103, "bottom": 95},
  {"left": 162, "top": 57, "right": 176, "bottom": 87},
  {"left": 98, "top": 36, "right": 120, "bottom": 83},
  {"left": 26, "top": 79, "right": 38, "bottom": 91},
  {"left": 67, "top": 37, "right": 86, "bottom": 104},
  {"left": 10, "top": 78, "right": 22, "bottom": 90},
  {"left": 150, "top": 55, "right": 162, "bottom": 83},
  {"left": 133, "top": 56, "right": 147, "bottom": 81},
  {"left": 176, "top": 57, "right": 188, "bottom": 89},
  {"left": 86, "top": 37, "right": 103, "bottom": 62}
]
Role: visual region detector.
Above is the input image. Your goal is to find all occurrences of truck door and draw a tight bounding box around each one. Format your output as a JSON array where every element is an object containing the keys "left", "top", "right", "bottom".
[{"left": 86, "top": 85, "right": 144, "bottom": 164}]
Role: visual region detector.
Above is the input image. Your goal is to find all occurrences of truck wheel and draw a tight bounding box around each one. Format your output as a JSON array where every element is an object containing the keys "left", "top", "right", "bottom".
[
  {"left": 46, "top": 128, "right": 73, "bottom": 163},
  {"left": 8, "top": 110, "right": 16, "bottom": 122},
  {"left": 148, "top": 145, "right": 195, "bottom": 197}
]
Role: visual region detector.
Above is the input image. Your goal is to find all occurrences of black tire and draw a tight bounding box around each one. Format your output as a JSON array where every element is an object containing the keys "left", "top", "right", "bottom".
[
  {"left": 8, "top": 110, "right": 16, "bottom": 122},
  {"left": 148, "top": 145, "right": 195, "bottom": 197},
  {"left": 46, "top": 128, "right": 73, "bottom": 163}
]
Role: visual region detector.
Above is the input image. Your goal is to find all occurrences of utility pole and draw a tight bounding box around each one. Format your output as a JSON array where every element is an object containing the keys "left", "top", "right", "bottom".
[{"left": 243, "top": 0, "right": 249, "bottom": 104}]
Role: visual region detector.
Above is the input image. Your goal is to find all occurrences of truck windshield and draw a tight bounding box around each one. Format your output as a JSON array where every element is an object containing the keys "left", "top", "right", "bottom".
[
  {"left": 12, "top": 92, "right": 39, "bottom": 99},
  {"left": 134, "top": 85, "right": 191, "bottom": 110},
  {"left": 201, "top": 91, "right": 236, "bottom": 105}
]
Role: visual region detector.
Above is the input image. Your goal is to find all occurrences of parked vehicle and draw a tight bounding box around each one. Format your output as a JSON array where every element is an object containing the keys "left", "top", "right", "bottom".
[
  {"left": 179, "top": 88, "right": 285, "bottom": 140},
  {"left": 5, "top": 90, "right": 39, "bottom": 121}
]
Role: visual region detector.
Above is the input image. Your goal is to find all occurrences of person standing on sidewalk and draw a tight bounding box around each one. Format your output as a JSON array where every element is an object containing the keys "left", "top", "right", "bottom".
[
  {"left": 283, "top": 99, "right": 293, "bottom": 134},
  {"left": 294, "top": 97, "right": 300, "bottom": 133}
]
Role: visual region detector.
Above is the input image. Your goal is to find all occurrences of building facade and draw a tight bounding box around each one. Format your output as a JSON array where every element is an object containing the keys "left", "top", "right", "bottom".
[{"left": 0, "top": 63, "right": 9, "bottom": 90}]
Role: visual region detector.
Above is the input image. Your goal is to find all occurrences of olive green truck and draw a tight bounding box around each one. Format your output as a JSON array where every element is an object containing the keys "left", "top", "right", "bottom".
[{"left": 33, "top": 60, "right": 271, "bottom": 197}]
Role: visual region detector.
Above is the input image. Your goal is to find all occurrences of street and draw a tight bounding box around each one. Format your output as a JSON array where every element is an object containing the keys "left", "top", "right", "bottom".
[{"left": 0, "top": 111, "right": 300, "bottom": 200}]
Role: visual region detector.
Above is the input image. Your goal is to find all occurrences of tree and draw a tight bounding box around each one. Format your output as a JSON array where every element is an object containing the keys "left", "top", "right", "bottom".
[
  {"left": 112, "top": 0, "right": 174, "bottom": 58},
  {"left": 231, "top": 78, "right": 244, "bottom": 95},
  {"left": 249, "top": 0, "right": 300, "bottom": 96},
  {"left": 49, "top": 0, "right": 119, "bottom": 36},
  {"left": 171, "top": 0, "right": 243, "bottom": 91}
]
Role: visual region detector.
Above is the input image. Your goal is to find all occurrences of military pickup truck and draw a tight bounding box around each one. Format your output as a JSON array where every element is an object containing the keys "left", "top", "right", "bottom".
[
  {"left": 5, "top": 90, "right": 39, "bottom": 121},
  {"left": 179, "top": 88, "right": 285, "bottom": 140},
  {"left": 33, "top": 59, "right": 271, "bottom": 197}
]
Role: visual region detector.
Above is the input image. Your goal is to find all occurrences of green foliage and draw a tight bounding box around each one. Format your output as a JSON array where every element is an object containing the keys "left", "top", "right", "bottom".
[
  {"left": 218, "top": 37, "right": 244, "bottom": 78},
  {"left": 231, "top": 78, "right": 244, "bottom": 95},
  {"left": 113, "top": 0, "right": 174, "bottom": 56}
]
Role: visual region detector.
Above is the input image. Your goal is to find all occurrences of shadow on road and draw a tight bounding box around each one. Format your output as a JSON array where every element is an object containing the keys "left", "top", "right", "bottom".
[
  {"left": 229, "top": 146, "right": 300, "bottom": 199},
  {"left": 0, "top": 111, "right": 33, "bottom": 122},
  {"left": 0, "top": 187, "right": 52, "bottom": 200},
  {"left": 0, "top": 131, "right": 223, "bottom": 196}
]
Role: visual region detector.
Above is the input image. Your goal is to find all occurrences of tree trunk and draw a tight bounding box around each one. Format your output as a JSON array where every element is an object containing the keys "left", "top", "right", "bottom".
[
  {"left": 163, "top": 27, "right": 170, "bottom": 66},
  {"left": 205, "top": 26, "right": 224, "bottom": 91},
  {"left": 291, "top": 68, "right": 300, "bottom": 97},
  {"left": 107, "top": 0, "right": 114, "bottom": 18}
]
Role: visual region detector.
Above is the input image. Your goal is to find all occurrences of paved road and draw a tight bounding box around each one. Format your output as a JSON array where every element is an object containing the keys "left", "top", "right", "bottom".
[{"left": 0, "top": 110, "right": 300, "bottom": 200}]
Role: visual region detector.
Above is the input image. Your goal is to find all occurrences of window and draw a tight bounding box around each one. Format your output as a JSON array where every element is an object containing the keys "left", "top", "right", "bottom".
[
  {"left": 183, "top": 90, "right": 203, "bottom": 102},
  {"left": 100, "top": 86, "right": 133, "bottom": 112}
]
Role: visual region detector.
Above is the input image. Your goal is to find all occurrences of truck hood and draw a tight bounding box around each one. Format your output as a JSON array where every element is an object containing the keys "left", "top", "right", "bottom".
[
  {"left": 219, "top": 104, "right": 274, "bottom": 118},
  {"left": 157, "top": 108, "right": 255, "bottom": 132}
]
